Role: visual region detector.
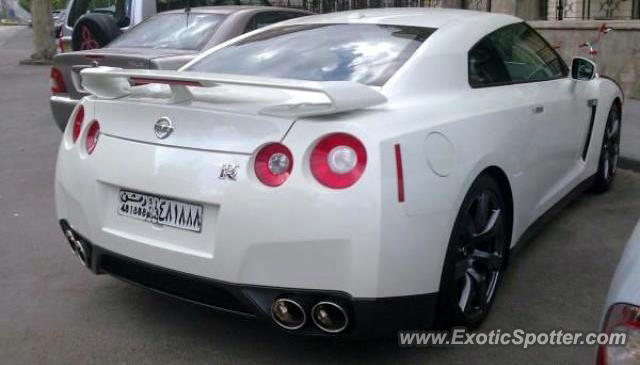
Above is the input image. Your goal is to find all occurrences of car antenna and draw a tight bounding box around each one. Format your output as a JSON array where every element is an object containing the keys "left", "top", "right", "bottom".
[{"left": 185, "top": 1, "right": 191, "bottom": 27}]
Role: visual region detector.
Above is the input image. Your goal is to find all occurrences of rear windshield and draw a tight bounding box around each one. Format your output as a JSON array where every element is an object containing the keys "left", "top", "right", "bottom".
[
  {"left": 187, "top": 24, "right": 435, "bottom": 86},
  {"left": 108, "top": 13, "right": 226, "bottom": 51}
]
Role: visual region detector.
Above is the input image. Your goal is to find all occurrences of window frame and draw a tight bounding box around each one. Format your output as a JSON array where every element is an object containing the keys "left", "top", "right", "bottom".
[{"left": 467, "top": 22, "right": 569, "bottom": 89}]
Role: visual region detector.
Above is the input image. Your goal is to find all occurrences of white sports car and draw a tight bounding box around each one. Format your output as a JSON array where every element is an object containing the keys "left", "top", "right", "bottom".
[
  {"left": 55, "top": 8, "right": 623, "bottom": 337},
  {"left": 598, "top": 221, "right": 640, "bottom": 364}
]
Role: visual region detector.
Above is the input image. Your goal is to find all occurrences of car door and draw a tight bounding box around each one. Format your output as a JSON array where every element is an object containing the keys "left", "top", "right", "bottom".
[{"left": 487, "top": 23, "right": 592, "bottom": 216}]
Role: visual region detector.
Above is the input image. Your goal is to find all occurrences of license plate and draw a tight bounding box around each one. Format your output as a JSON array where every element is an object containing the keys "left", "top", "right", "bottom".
[{"left": 117, "top": 189, "right": 203, "bottom": 232}]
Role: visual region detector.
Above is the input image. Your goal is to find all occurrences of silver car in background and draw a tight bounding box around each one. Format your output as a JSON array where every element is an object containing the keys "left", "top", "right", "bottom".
[
  {"left": 58, "top": 0, "right": 273, "bottom": 52},
  {"left": 50, "top": 6, "right": 311, "bottom": 130},
  {"left": 597, "top": 221, "right": 640, "bottom": 364}
]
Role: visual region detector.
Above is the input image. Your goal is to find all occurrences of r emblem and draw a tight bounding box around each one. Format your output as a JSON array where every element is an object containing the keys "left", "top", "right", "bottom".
[{"left": 219, "top": 163, "right": 239, "bottom": 181}]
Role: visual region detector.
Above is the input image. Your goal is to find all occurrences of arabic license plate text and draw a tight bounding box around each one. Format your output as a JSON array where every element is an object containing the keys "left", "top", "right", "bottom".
[{"left": 118, "top": 190, "right": 203, "bottom": 232}]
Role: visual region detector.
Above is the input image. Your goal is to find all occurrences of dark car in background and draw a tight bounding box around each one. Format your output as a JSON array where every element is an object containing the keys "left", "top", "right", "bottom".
[{"left": 50, "top": 5, "right": 311, "bottom": 130}]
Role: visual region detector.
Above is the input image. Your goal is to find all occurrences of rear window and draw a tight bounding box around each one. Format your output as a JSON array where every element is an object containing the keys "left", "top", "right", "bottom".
[
  {"left": 187, "top": 24, "right": 435, "bottom": 86},
  {"left": 108, "top": 13, "right": 226, "bottom": 51}
]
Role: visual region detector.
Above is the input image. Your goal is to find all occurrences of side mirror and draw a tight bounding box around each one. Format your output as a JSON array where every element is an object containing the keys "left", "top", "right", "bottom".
[{"left": 571, "top": 57, "right": 597, "bottom": 81}]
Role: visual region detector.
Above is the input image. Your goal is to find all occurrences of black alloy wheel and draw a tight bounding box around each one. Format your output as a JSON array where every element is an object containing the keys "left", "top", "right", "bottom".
[
  {"left": 592, "top": 103, "right": 621, "bottom": 193},
  {"left": 437, "top": 175, "right": 509, "bottom": 329}
]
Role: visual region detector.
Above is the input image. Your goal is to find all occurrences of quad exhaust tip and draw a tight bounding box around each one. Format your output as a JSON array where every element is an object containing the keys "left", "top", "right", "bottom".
[
  {"left": 311, "top": 301, "right": 349, "bottom": 333},
  {"left": 271, "top": 298, "right": 306, "bottom": 330}
]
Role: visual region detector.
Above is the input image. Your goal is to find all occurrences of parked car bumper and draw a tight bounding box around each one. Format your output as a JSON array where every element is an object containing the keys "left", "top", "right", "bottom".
[
  {"left": 58, "top": 219, "right": 438, "bottom": 337},
  {"left": 50, "top": 95, "right": 78, "bottom": 131}
]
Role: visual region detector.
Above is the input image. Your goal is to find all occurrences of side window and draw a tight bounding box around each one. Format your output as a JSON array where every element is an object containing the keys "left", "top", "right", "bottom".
[
  {"left": 468, "top": 23, "right": 568, "bottom": 88},
  {"left": 244, "top": 12, "right": 301, "bottom": 33},
  {"left": 468, "top": 37, "right": 511, "bottom": 87}
]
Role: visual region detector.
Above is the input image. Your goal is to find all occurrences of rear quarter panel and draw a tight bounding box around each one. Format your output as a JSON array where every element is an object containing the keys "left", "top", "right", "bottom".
[{"left": 285, "top": 86, "right": 531, "bottom": 295}]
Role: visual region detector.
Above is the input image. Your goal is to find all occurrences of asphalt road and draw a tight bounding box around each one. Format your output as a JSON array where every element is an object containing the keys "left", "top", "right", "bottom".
[{"left": 1, "top": 27, "right": 640, "bottom": 365}]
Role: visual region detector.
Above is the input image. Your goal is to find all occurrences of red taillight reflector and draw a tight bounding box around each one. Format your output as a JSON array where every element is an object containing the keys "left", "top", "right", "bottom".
[
  {"left": 310, "top": 133, "right": 366, "bottom": 189},
  {"left": 85, "top": 121, "right": 100, "bottom": 155},
  {"left": 254, "top": 143, "right": 293, "bottom": 187},
  {"left": 394, "top": 144, "right": 405, "bottom": 202},
  {"left": 72, "top": 105, "right": 85, "bottom": 143},
  {"left": 50, "top": 67, "right": 66, "bottom": 93},
  {"left": 130, "top": 77, "right": 203, "bottom": 87},
  {"left": 597, "top": 303, "right": 640, "bottom": 365}
]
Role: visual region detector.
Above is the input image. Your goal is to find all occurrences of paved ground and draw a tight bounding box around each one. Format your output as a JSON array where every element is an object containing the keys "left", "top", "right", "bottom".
[{"left": 1, "top": 27, "right": 640, "bottom": 365}]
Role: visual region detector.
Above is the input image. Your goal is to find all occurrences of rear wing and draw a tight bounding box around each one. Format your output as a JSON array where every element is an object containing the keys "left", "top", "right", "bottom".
[{"left": 80, "top": 67, "right": 387, "bottom": 118}]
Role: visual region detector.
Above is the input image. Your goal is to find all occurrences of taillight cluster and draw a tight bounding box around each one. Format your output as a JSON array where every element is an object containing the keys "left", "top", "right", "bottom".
[
  {"left": 597, "top": 303, "right": 640, "bottom": 365},
  {"left": 50, "top": 67, "right": 66, "bottom": 94},
  {"left": 254, "top": 133, "right": 366, "bottom": 189},
  {"left": 70, "top": 105, "right": 100, "bottom": 155},
  {"left": 310, "top": 133, "right": 367, "bottom": 189},
  {"left": 254, "top": 143, "right": 293, "bottom": 187},
  {"left": 72, "top": 105, "right": 85, "bottom": 142}
]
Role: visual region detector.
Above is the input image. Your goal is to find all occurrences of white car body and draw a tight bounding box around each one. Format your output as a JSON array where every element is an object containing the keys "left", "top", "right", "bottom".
[
  {"left": 55, "top": 9, "right": 623, "bottom": 336},
  {"left": 605, "top": 221, "right": 640, "bottom": 312},
  {"left": 598, "top": 222, "right": 640, "bottom": 364}
]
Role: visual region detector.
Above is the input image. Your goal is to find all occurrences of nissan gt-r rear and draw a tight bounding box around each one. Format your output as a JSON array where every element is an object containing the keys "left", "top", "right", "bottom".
[{"left": 55, "top": 8, "right": 623, "bottom": 337}]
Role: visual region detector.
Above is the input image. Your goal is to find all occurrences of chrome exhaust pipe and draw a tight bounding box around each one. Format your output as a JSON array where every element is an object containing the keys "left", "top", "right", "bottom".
[
  {"left": 311, "top": 301, "right": 349, "bottom": 333},
  {"left": 63, "top": 228, "right": 78, "bottom": 256},
  {"left": 60, "top": 222, "right": 89, "bottom": 267},
  {"left": 271, "top": 298, "right": 306, "bottom": 330},
  {"left": 73, "top": 239, "right": 88, "bottom": 266}
]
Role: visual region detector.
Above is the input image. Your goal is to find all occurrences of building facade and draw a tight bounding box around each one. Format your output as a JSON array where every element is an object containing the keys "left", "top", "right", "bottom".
[{"left": 271, "top": 0, "right": 639, "bottom": 20}]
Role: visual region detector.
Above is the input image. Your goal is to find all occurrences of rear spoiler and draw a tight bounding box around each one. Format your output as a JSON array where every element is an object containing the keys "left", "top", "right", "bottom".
[{"left": 80, "top": 67, "right": 387, "bottom": 118}]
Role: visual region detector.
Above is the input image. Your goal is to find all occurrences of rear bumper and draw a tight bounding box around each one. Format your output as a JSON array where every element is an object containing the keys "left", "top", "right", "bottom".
[
  {"left": 60, "top": 219, "right": 437, "bottom": 338},
  {"left": 55, "top": 116, "right": 452, "bottom": 320},
  {"left": 50, "top": 95, "right": 78, "bottom": 131}
]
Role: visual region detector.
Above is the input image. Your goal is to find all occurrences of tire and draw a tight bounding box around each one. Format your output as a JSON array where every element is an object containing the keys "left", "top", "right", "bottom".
[
  {"left": 436, "top": 174, "right": 509, "bottom": 329},
  {"left": 71, "top": 13, "right": 122, "bottom": 51},
  {"left": 591, "top": 103, "right": 621, "bottom": 193}
]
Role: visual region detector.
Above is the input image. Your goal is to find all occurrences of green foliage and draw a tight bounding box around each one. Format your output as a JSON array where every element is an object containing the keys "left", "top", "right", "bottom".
[{"left": 19, "top": 0, "right": 68, "bottom": 12}]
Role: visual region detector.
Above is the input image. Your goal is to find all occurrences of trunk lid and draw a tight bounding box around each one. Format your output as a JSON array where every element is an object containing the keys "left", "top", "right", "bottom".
[{"left": 93, "top": 85, "right": 307, "bottom": 153}]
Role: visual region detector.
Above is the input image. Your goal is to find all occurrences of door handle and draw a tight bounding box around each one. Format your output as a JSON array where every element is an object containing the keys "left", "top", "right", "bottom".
[{"left": 532, "top": 105, "right": 544, "bottom": 114}]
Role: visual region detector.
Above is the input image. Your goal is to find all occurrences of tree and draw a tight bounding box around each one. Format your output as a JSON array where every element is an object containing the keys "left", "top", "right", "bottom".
[
  {"left": 20, "top": 0, "right": 68, "bottom": 11},
  {"left": 29, "top": 0, "right": 56, "bottom": 61}
]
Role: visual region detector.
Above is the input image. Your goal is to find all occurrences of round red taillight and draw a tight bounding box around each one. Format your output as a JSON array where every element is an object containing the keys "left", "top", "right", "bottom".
[
  {"left": 72, "top": 105, "right": 84, "bottom": 143},
  {"left": 254, "top": 143, "right": 293, "bottom": 187},
  {"left": 597, "top": 303, "right": 640, "bottom": 365},
  {"left": 310, "top": 133, "right": 366, "bottom": 189},
  {"left": 85, "top": 121, "right": 100, "bottom": 155},
  {"left": 50, "top": 67, "right": 67, "bottom": 94}
]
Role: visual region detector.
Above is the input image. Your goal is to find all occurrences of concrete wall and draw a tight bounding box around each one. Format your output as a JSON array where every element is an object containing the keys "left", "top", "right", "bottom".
[{"left": 531, "top": 20, "right": 640, "bottom": 99}]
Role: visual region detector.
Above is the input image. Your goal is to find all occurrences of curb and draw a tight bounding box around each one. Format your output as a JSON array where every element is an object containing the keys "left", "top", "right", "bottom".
[
  {"left": 620, "top": 157, "right": 640, "bottom": 172},
  {"left": 19, "top": 58, "right": 53, "bottom": 66}
]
